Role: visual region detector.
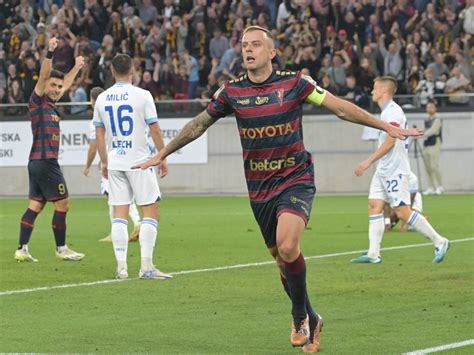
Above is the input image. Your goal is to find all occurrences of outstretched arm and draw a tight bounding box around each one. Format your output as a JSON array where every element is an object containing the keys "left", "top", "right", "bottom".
[
  {"left": 354, "top": 136, "right": 395, "bottom": 176},
  {"left": 34, "top": 37, "right": 58, "bottom": 97},
  {"left": 133, "top": 110, "right": 218, "bottom": 169},
  {"left": 318, "top": 91, "right": 422, "bottom": 139}
]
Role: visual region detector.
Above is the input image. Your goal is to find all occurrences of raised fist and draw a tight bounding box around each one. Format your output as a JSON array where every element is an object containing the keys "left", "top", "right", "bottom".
[
  {"left": 48, "top": 37, "right": 58, "bottom": 51},
  {"left": 75, "top": 56, "right": 85, "bottom": 69}
]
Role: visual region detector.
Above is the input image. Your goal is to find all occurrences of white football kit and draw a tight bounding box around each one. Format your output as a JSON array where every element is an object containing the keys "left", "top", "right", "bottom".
[
  {"left": 369, "top": 100, "right": 411, "bottom": 207},
  {"left": 93, "top": 82, "right": 161, "bottom": 206}
]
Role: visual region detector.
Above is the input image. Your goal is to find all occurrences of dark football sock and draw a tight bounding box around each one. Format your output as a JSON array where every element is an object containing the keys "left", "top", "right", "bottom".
[
  {"left": 281, "top": 274, "right": 317, "bottom": 338},
  {"left": 52, "top": 210, "right": 67, "bottom": 247},
  {"left": 18, "top": 208, "right": 39, "bottom": 248},
  {"left": 284, "top": 252, "right": 308, "bottom": 326}
]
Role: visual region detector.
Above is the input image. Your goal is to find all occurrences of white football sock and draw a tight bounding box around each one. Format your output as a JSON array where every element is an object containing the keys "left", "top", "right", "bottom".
[
  {"left": 112, "top": 218, "right": 128, "bottom": 270},
  {"left": 129, "top": 203, "right": 141, "bottom": 227},
  {"left": 368, "top": 214, "right": 384, "bottom": 258},
  {"left": 407, "top": 211, "right": 444, "bottom": 247},
  {"left": 140, "top": 218, "right": 158, "bottom": 270}
]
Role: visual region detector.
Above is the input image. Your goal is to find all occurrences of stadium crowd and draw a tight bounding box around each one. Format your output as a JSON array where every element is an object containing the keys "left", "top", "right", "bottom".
[{"left": 0, "top": 0, "right": 472, "bottom": 111}]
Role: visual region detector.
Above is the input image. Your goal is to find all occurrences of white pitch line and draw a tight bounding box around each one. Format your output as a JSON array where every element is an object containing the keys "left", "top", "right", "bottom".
[
  {"left": 1, "top": 237, "right": 473, "bottom": 296},
  {"left": 402, "top": 339, "right": 474, "bottom": 354}
]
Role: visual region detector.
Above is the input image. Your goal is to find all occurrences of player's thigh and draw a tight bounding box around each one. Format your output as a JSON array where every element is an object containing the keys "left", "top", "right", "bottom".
[
  {"left": 108, "top": 170, "right": 133, "bottom": 206},
  {"left": 127, "top": 168, "right": 161, "bottom": 206},
  {"left": 32, "top": 160, "right": 69, "bottom": 202},
  {"left": 369, "top": 174, "right": 389, "bottom": 206},
  {"left": 384, "top": 174, "right": 411, "bottom": 208},
  {"left": 250, "top": 199, "right": 278, "bottom": 248},
  {"left": 275, "top": 185, "right": 315, "bottom": 259},
  {"left": 27, "top": 161, "right": 46, "bottom": 202},
  {"left": 408, "top": 173, "right": 419, "bottom": 194}
]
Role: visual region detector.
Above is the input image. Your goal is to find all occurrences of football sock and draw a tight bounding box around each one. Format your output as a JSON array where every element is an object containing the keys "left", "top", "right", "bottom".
[
  {"left": 284, "top": 253, "right": 307, "bottom": 326},
  {"left": 368, "top": 214, "right": 384, "bottom": 257},
  {"left": 129, "top": 203, "right": 141, "bottom": 227},
  {"left": 52, "top": 210, "right": 67, "bottom": 247},
  {"left": 18, "top": 208, "right": 38, "bottom": 248},
  {"left": 112, "top": 218, "right": 128, "bottom": 270},
  {"left": 407, "top": 211, "right": 444, "bottom": 247},
  {"left": 139, "top": 218, "right": 157, "bottom": 270},
  {"left": 280, "top": 275, "right": 318, "bottom": 340}
]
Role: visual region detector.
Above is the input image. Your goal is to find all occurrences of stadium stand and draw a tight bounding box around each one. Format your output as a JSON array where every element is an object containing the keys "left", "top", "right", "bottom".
[{"left": 0, "top": 0, "right": 472, "bottom": 116}]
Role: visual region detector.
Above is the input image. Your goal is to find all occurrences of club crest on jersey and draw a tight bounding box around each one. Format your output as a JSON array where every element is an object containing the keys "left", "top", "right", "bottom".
[
  {"left": 255, "top": 96, "right": 269, "bottom": 105},
  {"left": 274, "top": 89, "right": 284, "bottom": 106}
]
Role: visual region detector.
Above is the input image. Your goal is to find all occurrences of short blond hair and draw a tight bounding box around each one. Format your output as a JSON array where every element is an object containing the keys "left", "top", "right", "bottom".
[
  {"left": 374, "top": 76, "right": 398, "bottom": 95},
  {"left": 243, "top": 26, "right": 275, "bottom": 45}
]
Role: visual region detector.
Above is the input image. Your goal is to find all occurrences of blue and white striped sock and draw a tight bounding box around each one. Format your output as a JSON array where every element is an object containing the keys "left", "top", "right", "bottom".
[
  {"left": 368, "top": 214, "right": 384, "bottom": 258},
  {"left": 407, "top": 211, "right": 444, "bottom": 247},
  {"left": 140, "top": 217, "right": 158, "bottom": 270}
]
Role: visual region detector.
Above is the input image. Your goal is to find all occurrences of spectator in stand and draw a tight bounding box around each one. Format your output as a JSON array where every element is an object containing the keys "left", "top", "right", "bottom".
[
  {"left": 445, "top": 67, "right": 471, "bottom": 105},
  {"left": 415, "top": 68, "right": 437, "bottom": 106},
  {"left": 180, "top": 50, "right": 200, "bottom": 99},
  {"left": 191, "top": 21, "right": 209, "bottom": 59},
  {"left": 140, "top": 70, "right": 160, "bottom": 101},
  {"left": 320, "top": 74, "right": 337, "bottom": 95},
  {"left": 54, "top": 36, "right": 75, "bottom": 73},
  {"left": 209, "top": 28, "right": 230, "bottom": 61},
  {"left": 327, "top": 51, "right": 351, "bottom": 91},
  {"left": 69, "top": 78, "right": 88, "bottom": 114},
  {"left": 427, "top": 53, "right": 450, "bottom": 81},
  {"left": 139, "top": 0, "right": 158, "bottom": 26},
  {"left": 355, "top": 58, "right": 377, "bottom": 97},
  {"left": 21, "top": 55, "right": 40, "bottom": 100},
  {"left": 378, "top": 34, "right": 404, "bottom": 82},
  {"left": 7, "top": 79, "right": 25, "bottom": 115},
  {"left": 216, "top": 42, "right": 241, "bottom": 77},
  {"left": 106, "top": 12, "right": 127, "bottom": 47},
  {"left": 157, "top": 62, "right": 175, "bottom": 100}
]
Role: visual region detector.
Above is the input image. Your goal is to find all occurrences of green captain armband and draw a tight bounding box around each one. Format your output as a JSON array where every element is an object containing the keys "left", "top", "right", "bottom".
[{"left": 306, "top": 87, "right": 327, "bottom": 106}]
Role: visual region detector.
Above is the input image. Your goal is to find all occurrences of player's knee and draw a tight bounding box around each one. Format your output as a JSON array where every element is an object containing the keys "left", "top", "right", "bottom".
[
  {"left": 55, "top": 198, "right": 69, "bottom": 212},
  {"left": 277, "top": 241, "right": 299, "bottom": 262}
]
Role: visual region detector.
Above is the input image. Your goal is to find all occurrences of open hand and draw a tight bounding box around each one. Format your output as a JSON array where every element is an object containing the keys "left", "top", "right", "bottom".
[
  {"left": 354, "top": 160, "right": 371, "bottom": 176},
  {"left": 386, "top": 125, "right": 423, "bottom": 140}
]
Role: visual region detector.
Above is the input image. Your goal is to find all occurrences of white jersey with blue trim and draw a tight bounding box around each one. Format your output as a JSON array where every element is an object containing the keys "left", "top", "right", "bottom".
[
  {"left": 376, "top": 100, "right": 411, "bottom": 176},
  {"left": 93, "top": 82, "right": 158, "bottom": 171}
]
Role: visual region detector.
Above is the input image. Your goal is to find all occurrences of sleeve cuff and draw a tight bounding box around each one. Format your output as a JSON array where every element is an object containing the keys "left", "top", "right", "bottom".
[{"left": 145, "top": 117, "right": 158, "bottom": 125}]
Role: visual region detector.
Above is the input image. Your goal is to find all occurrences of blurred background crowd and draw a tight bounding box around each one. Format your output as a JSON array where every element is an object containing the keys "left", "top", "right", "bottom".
[{"left": 0, "top": 0, "right": 472, "bottom": 114}]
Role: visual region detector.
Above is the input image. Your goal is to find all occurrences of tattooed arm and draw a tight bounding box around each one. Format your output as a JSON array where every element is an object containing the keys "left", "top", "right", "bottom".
[{"left": 132, "top": 110, "right": 218, "bottom": 169}]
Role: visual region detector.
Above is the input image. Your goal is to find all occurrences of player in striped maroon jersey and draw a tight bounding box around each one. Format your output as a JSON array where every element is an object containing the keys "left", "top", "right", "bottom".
[
  {"left": 15, "top": 37, "right": 85, "bottom": 263},
  {"left": 134, "top": 26, "right": 422, "bottom": 352}
]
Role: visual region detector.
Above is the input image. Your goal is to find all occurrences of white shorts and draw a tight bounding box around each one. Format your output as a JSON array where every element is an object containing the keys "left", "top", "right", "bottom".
[
  {"left": 369, "top": 173, "right": 411, "bottom": 208},
  {"left": 108, "top": 168, "right": 161, "bottom": 206},
  {"left": 408, "top": 172, "right": 419, "bottom": 194}
]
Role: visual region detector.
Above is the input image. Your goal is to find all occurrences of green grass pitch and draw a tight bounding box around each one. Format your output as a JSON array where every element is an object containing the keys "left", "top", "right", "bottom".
[{"left": 0, "top": 194, "right": 473, "bottom": 353}]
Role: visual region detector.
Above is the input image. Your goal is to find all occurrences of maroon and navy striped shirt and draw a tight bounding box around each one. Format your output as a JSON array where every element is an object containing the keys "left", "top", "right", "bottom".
[
  {"left": 28, "top": 91, "right": 61, "bottom": 160},
  {"left": 207, "top": 70, "right": 318, "bottom": 203}
]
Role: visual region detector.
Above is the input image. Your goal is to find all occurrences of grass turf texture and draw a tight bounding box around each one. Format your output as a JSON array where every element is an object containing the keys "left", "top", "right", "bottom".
[{"left": 0, "top": 195, "right": 473, "bottom": 353}]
